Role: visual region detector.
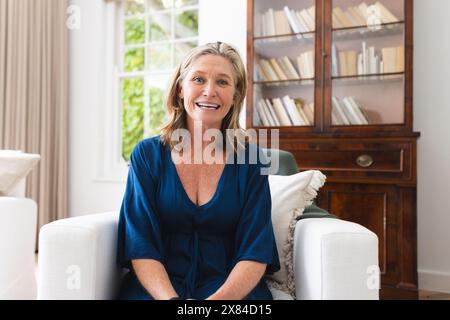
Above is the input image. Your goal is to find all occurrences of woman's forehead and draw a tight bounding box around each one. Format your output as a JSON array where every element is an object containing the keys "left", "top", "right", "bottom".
[{"left": 188, "top": 55, "right": 235, "bottom": 78}]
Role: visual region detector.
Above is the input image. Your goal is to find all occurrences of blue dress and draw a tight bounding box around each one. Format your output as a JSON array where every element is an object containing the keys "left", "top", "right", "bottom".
[{"left": 117, "top": 136, "right": 280, "bottom": 300}]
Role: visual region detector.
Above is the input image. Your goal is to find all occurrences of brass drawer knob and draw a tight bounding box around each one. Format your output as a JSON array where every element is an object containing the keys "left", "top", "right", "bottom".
[{"left": 356, "top": 154, "right": 374, "bottom": 168}]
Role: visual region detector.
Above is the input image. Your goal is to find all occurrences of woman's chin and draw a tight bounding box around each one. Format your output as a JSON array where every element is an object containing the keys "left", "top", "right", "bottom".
[{"left": 188, "top": 116, "right": 224, "bottom": 129}]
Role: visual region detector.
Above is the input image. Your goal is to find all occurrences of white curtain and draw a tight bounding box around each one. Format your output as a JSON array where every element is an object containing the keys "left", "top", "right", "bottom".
[{"left": 0, "top": 0, "right": 69, "bottom": 246}]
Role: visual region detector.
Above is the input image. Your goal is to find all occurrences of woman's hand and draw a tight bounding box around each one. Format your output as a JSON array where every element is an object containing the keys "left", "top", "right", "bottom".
[
  {"left": 132, "top": 259, "right": 179, "bottom": 300},
  {"left": 206, "top": 261, "right": 267, "bottom": 300}
]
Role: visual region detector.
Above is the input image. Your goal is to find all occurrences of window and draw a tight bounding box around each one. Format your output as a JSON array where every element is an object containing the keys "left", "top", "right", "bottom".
[{"left": 118, "top": 0, "right": 199, "bottom": 161}]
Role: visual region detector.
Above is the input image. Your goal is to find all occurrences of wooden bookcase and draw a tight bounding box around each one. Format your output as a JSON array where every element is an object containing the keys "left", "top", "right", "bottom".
[{"left": 247, "top": 0, "right": 420, "bottom": 299}]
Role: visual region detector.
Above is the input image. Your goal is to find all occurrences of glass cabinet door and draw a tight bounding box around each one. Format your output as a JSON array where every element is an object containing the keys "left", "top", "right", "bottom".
[
  {"left": 330, "top": 0, "right": 405, "bottom": 126},
  {"left": 252, "top": 0, "right": 316, "bottom": 128}
]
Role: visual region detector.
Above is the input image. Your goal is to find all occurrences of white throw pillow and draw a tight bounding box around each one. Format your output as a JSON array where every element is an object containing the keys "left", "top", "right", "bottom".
[
  {"left": 0, "top": 150, "right": 40, "bottom": 196},
  {"left": 266, "top": 170, "right": 326, "bottom": 299}
]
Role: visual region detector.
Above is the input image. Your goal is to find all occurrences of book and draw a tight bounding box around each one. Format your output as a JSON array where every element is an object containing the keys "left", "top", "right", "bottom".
[
  {"left": 299, "top": 9, "right": 315, "bottom": 31},
  {"left": 264, "top": 99, "right": 280, "bottom": 126},
  {"left": 266, "top": 9, "right": 275, "bottom": 36},
  {"left": 272, "top": 98, "right": 292, "bottom": 126},
  {"left": 334, "top": 7, "right": 353, "bottom": 27},
  {"left": 281, "top": 56, "right": 300, "bottom": 79},
  {"left": 341, "top": 97, "right": 363, "bottom": 124},
  {"left": 256, "top": 59, "right": 271, "bottom": 81},
  {"left": 295, "top": 10, "right": 311, "bottom": 32},
  {"left": 347, "top": 51, "right": 358, "bottom": 76},
  {"left": 307, "top": 6, "right": 316, "bottom": 30},
  {"left": 375, "top": 1, "right": 399, "bottom": 23},
  {"left": 282, "top": 95, "right": 304, "bottom": 126},
  {"left": 256, "top": 100, "right": 270, "bottom": 126},
  {"left": 339, "top": 51, "right": 348, "bottom": 76},
  {"left": 295, "top": 99, "right": 314, "bottom": 125},
  {"left": 350, "top": 97, "right": 371, "bottom": 123},
  {"left": 283, "top": 6, "right": 302, "bottom": 36},
  {"left": 381, "top": 47, "right": 396, "bottom": 73},
  {"left": 347, "top": 97, "right": 369, "bottom": 124},
  {"left": 331, "top": 101, "right": 343, "bottom": 125},
  {"left": 358, "top": 2, "right": 370, "bottom": 21},
  {"left": 276, "top": 58, "right": 293, "bottom": 80},
  {"left": 331, "top": 44, "right": 339, "bottom": 77},
  {"left": 332, "top": 12, "right": 344, "bottom": 28},
  {"left": 260, "top": 59, "right": 278, "bottom": 81},
  {"left": 396, "top": 46, "right": 404, "bottom": 72},
  {"left": 362, "top": 41, "right": 368, "bottom": 74},
  {"left": 298, "top": 51, "right": 314, "bottom": 78},
  {"left": 269, "top": 58, "right": 288, "bottom": 80},
  {"left": 332, "top": 97, "right": 351, "bottom": 125},
  {"left": 297, "top": 103, "right": 311, "bottom": 125},
  {"left": 348, "top": 6, "right": 367, "bottom": 25}
]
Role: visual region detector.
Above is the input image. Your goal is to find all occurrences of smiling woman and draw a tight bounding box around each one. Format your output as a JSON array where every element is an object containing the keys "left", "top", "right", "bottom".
[{"left": 116, "top": 42, "right": 280, "bottom": 300}]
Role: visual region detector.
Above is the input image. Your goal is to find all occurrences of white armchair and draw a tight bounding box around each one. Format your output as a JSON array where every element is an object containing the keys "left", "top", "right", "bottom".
[
  {"left": 37, "top": 211, "right": 379, "bottom": 300},
  {"left": 0, "top": 194, "right": 38, "bottom": 299},
  {"left": 0, "top": 151, "right": 40, "bottom": 299},
  {"left": 37, "top": 149, "right": 379, "bottom": 300}
]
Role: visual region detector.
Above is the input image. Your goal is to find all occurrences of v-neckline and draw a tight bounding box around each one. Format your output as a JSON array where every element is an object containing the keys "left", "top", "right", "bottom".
[{"left": 166, "top": 144, "right": 229, "bottom": 210}]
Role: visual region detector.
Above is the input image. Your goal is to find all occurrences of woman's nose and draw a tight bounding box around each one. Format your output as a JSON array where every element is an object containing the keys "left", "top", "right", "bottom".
[{"left": 202, "top": 81, "right": 217, "bottom": 97}]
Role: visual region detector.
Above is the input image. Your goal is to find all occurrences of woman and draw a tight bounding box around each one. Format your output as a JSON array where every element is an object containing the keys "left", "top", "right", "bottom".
[{"left": 117, "top": 42, "right": 279, "bottom": 300}]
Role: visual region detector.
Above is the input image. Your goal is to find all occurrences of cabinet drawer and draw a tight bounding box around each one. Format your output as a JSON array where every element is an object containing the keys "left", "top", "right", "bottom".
[{"left": 281, "top": 140, "right": 415, "bottom": 183}]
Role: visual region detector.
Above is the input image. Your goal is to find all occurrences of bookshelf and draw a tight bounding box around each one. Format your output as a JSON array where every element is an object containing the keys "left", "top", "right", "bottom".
[{"left": 247, "top": 0, "right": 420, "bottom": 299}]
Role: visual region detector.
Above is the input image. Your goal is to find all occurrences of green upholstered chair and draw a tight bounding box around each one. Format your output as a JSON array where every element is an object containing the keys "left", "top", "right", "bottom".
[{"left": 262, "top": 148, "right": 335, "bottom": 219}]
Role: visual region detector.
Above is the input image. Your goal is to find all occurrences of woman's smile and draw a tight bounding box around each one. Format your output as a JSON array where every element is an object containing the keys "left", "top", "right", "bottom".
[{"left": 195, "top": 101, "right": 221, "bottom": 110}]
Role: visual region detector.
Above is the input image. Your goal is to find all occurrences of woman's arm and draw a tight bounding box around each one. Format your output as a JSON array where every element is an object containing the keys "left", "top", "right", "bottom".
[
  {"left": 206, "top": 261, "right": 267, "bottom": 300},
  {"left": 132, "top": 259, "right": 179, "bottom": 300}
]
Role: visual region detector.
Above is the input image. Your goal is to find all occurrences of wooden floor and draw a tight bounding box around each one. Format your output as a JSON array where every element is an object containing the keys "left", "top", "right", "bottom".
[{"left": 419, "top": 290, "right": 450, "bottom": 300}]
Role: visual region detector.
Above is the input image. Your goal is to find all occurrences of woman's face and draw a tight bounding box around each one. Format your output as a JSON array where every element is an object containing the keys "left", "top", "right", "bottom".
[{"left": 179, "top": 54, "right": 236, "bottom": 130}]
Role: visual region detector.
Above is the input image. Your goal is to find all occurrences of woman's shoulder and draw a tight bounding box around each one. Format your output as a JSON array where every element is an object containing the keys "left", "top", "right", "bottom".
[
  {"left": 131, "top": 135, "right": 166, "bottom": 174},
  {"left": 135, "top": 135, "right": 164, "bottom": 153}
]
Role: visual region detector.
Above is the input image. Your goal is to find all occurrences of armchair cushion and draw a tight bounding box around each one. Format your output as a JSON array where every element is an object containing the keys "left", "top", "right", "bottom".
[
  {"left": 0, "top": 150, "right": 40, "bottom": 196},
  {"left": 267, "top": 170, "right": 326, "bottom": 298}
]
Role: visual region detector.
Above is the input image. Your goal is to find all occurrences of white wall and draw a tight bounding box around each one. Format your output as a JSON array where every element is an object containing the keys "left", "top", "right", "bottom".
[
  {"left": 69, "top": 0, "right": 128, "bottom": 217},
  {"left": 198, "top": 0, "right": 247, "bottom": 127},
  {"left": 68, "top": 0, "right": 247, "bottom": 218},
  {"left": 414, "top": 0, "right": 450, "bottom": 293}
]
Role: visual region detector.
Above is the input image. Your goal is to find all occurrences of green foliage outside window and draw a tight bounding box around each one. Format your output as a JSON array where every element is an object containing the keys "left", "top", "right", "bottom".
[
  {"left": 122, "top": 78, "right": 144, "bottom": 162},
  {"left": 177, "top": 10, "right": 198, "bottom": 33},
  {"left": 124, "top": 18, "right": 145, "bottom": 44},
  {"left": 121, "top": 4, "right": 197, "bottom": 161}
]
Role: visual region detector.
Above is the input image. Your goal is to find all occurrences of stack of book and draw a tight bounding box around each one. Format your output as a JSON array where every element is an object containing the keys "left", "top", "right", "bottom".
[
  {"left": 256, "top": 56, "right": 299, "bottom": 81},
  {"left": 331, "top": 96, "right": 370, "bottom": 125},
  {"left": 332, "top": 43, "right": 404, "bottom": 77},
  {"left": 332, "top": 1, "right": 399, "bottom": 28},
  {"left": 256, "top": 96, "right": 314, "bottom": 127},
  {"left": 256, "top": 51, "right": 314, "bottom": 81},
  {"left": 259, "top": 5, "right": 315, "bottom": 37}
]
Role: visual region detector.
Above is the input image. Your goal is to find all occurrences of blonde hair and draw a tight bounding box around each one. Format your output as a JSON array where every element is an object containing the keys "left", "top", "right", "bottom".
[{"left": 160, "top": 42, "right": 247, "bottom": 150}]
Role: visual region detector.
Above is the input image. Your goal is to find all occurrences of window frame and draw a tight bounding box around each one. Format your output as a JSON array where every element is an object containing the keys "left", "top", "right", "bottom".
[{"left": 96, "top": 0, "right": 198, "bottom": 182}]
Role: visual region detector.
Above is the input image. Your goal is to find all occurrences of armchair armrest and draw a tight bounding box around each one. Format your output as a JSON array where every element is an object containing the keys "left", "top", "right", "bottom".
[
  {"left": 37, "top": 212, "right": 121, "bottom": 299},
  {"left": 294, "top": 218, "right": 379, "bottom": 300},
  {"left": 0, "top": 197, "right": 37, "bottom": 299}
]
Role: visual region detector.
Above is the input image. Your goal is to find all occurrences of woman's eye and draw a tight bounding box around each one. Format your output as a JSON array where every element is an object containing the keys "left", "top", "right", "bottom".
[
  {"left": 218, "top": 79, "right": 229, "bottom": 86},
  {"left": 193, "top": 77, "right": 204, "bottom": 83}
]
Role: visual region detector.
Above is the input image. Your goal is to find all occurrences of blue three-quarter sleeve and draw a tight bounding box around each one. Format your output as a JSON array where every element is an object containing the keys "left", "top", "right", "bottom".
[
  {"left": 233, "top": 160, "right": 280, "bottom": 274},
  {"left": 117, "top": 142, "right": 163, "bottom": 269}
]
